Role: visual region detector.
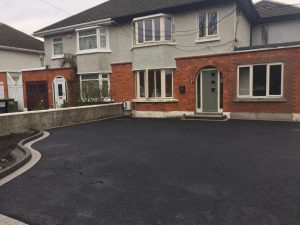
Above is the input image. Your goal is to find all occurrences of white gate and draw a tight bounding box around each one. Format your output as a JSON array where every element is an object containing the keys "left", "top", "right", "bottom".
[
  {"left": 0, "top": 82, "right": 4, "bottom": 99},
  {"left": 7, "top": 72, "right": 24, "bottom": 110}
]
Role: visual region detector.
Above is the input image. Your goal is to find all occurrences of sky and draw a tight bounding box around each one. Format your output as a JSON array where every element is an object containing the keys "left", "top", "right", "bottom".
[{"left": 0, "top": 0, "right": 299, "bottom": 37}]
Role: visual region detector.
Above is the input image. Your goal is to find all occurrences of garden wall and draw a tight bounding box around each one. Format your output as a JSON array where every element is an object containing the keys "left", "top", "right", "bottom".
[{"left": 0, "top": 103, "right": 123, "bottom": 136}]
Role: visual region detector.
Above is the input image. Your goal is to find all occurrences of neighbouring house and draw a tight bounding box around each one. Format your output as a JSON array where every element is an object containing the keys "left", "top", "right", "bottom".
[
  {"left": 31, "top": 0, "right": 300, "bottom": 121},
  {"left": 0, "top": 23, "right": 44, "bottom": 110}
]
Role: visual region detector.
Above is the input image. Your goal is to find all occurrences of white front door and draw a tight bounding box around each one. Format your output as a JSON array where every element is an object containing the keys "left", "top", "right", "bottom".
[
  {"left": 53, "top": 76, "right": 67, "bottom": 108},
  {"left": 0, "top": 82, "right": 4, "bottom": 99}
]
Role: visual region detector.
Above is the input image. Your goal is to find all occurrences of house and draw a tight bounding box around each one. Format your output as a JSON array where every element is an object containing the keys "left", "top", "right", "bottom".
[
  {"left": 0, "top": 23, "right": 44, "bottom": 110},
  {"left": 31, "top": 0, "right": 300, "bottom": 121}
]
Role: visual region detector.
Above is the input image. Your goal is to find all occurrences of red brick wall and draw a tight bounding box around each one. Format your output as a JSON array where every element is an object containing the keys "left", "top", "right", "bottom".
[
  {"left": 22, "top": 68, "right": 73, "bottom": 109},
  {"left": 111, "top": 63, "right": 135, "bottom": 102},
  {"left": 0, "top": 72, "right": 8, "bottom": 98},
  {"left": 175, "top": 48, "right": 300, "bottom": 113},
  {"left": 111, "top": 48, "right": 300, "bottom": 114}
]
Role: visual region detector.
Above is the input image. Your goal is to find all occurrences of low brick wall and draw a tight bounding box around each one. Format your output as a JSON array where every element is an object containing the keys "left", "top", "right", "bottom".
[{"left": 0, "top": 103, "right": 123, "bottom": 136}]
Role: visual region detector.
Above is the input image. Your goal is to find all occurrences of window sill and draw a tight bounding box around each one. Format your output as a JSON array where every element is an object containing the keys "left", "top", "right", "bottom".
[
  {"left": 234, "top": 98, "right": 287, "bottom": 103},
  {"left": 195, "top": 36, "right": 220, "bottom": 43},
  {"left": 76, "top": 49, "right": 112, "bottom": 55},
  {"left": 132, "top": 98, "right": 178, "bottom": 103},
  {"left": 132, "top": 42, "right": 176, "bottom": 50},
  {"left": 51, "top": 55, "right": 64, "bottom": 60}
]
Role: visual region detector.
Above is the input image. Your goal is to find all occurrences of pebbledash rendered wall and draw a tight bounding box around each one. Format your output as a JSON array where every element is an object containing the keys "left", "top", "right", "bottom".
[
  {"left": 0, "top": 103, "right": 123, "bottom": 136},
  {"left": 110, "top": 47, "right": 300, "bottom": 121}
]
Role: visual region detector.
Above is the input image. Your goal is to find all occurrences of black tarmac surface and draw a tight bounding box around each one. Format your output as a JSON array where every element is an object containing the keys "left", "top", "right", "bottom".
[{"left": 0, "top": 118, "right": 300, "bottom": 225}]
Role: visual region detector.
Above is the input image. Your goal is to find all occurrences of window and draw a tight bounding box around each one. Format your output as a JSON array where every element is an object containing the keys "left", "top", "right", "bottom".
[
  {"left": 80, "top": 74, "right": 110, "bottom": 101},
  {"left": 134, "top": 15, "right": 173, "bottom": 44},
  {"left": 199, "top": 11, "right": 218, "bottom": 38},
  {"left": 77, "top": 27, "right": 109, "bottom": 52},
  {"left": 238, "top": 64, "right": 283, "bottom": 98},
  {"left": 53, "top": 37, "right": 63, "bottom": 56},
  {"left": 261, "top": 25, "right": 269, "bottom": 45},
  {"left": 136, "top": 69, "right": 173, "bottom": 98}
]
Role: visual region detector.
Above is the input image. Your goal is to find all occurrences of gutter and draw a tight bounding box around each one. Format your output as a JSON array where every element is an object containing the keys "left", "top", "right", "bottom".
[
  {"left": 0, "top": 45, "right": 44, "bottom": 54},
  {"left": 33, "top": 18, "right": 113, "bottom": 37}
]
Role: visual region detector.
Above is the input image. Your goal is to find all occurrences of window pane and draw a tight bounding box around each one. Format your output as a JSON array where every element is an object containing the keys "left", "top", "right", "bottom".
[
  {"left": 137, "top": 21, "right": 144, "bottom": 43},
  {"left": 269, "top": 65, "right": 282, "bottom": 95},
  {"left": 165, "top": 17, "right": 172, "bottom": 41},
  {"left": 154, "top": 17, "right": 161, "bottom": 41},
  {"left": 253, "top": 65, "right": 267, "bottom": 96},
  {"left": 58, "top": 84, "right": 63, "bottom": 97},
  {"left": 148, "top": 70, "right": 155, "bottom": 97},
  {"left": 239, "top": 67, "right": 250, "bottom": 96},
  {"left": 145, "top": 19, "right": 153, "bottom": 41},
  {"left": 102, "top": 74, "right": 108, "bottom": 79},
  {"left": 199, "top": 13, "right": 206, "bottom": 37},
  {"left": 79, "top": 36, "right": 97, "bottom": 50},
  {"left": 100, "top": 35, "right": 107, "bottom": 48},
  {"left": 79, "top": 29, "right": 96, "bottom": 36},
  {"left": 101, "top": 80, "right": 109, "bottom": 97},
  {"left": 81, "top": 74, "right": 99, "bottom": 80},
  {"left": 53, "top": 37, "right": 62, "bottom": 42},
  {"left": 139, "top": 71, "right": 145, "bottom": 97},
  {"left": 165, "top": 69, "right": 173, "bottom": 97},
  {"left": 208, "top": 11, "right": 217, "bottom": 35},
  {"left": 82, "top": 80, "right": 100, "bottom": 100},
  {"left": 155, "top": 70, "right": 161, "bottom": 97},
  {"left": 99, "top": 28, "right": 106, "bottom": 34},
  {"left": 261, "top": 25, "right": 268, "bottom": 45},
  {"left": 54, "top": 43, "right": 63, "bottom": 55}
]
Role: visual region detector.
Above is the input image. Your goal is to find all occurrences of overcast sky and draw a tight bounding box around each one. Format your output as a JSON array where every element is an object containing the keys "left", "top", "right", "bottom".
[{"left": 0, "top": 0, "right": 299, "bottom": 37}]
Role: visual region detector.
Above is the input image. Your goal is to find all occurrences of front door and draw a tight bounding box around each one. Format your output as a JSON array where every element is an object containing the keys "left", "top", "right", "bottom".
[
  {"left": 53, "top": 77, "right": 67, "bottom": 108},
  {"left": 26, "top": 81, "right": 49, "bottom": 111},
  {"left": 197, "top": 69, "right": 219, "bottom": 113}
]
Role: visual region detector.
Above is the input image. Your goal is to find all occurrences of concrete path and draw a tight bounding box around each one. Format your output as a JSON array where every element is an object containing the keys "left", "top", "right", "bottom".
[{"left": 0, "top": 131, "right": 49, "bottom": 225}]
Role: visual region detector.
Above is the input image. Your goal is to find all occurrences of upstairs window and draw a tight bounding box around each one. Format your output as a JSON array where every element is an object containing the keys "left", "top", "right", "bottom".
[
  {"left": 238, "top": 64, "right": 283, "bottom": 98},
  {"left": 134, "top": 15, "right": 173, "bottom": 45},
  {"left": 53, "top": 37, "right": 63, "bottom": 57},
  {"left": 77, "top": 27, "right": 109, "bottom": 52},
  {"left": 199, "top": 11, "right": 218, "bottom": 38}
]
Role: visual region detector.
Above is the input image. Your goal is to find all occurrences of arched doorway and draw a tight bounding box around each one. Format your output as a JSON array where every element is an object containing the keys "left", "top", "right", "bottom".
[
  {"left": 196, "top": 68, "right": 223, "bottom": 113},
  {"left": 53, "top": 76, "right": 67, "bottom": 108}
]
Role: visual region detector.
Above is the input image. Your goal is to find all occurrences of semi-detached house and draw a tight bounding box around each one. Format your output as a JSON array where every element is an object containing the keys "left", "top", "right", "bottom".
[{"left": 30, "top": 0, "right": 300, "bottom": 121}]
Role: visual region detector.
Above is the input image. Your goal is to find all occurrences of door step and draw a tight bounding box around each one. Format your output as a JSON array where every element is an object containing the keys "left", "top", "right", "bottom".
[{"left": 183, "top": 113, "right": 228, "bottom": 121}]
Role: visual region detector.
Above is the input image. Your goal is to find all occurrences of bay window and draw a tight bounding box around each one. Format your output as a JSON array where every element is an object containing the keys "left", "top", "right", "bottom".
[
  {"left": 134, "top": 15, "right": 173, "bottom": 45},
  {"left": 77, "top": 27, "right": 109, "bottom": 52},
  {"left": 238, "top": 64, "right": 283, "bottom": 98},
  {"left": 136, "top": 69, "right": 173, "bottom": 98}
]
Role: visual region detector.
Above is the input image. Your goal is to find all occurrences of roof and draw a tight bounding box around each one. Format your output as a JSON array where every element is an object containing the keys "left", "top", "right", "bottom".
[
  {"left": 255, "top": 0, "right": 300, "bottom": 19},
  {"left": 0, "top": 23, "right": 44, "bottom": 52},
  {"left": 35, "top": 0, "right": 257, "bottom": 36}
]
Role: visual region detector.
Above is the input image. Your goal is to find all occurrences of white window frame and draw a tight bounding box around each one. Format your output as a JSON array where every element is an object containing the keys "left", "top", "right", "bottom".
[
  {"left": 76, "top": 27, "right": 110, "bottom": 54},
  {"left": 136, "top": 69, "right": 173, "bottom": 99},
  {"left": 52, "top": 36, "right": 64, "bottom": 59},
  {"left": 133, "top": 14, "right": 174, "bottom": 45},
  {"left": 80, "top": 73, "right": 111, "bottom": 101},
  {"left": 237, "top": 63, "right": 284, "bottom": 98},
  {"left": 196, "top": 10, "right": 220, "bottom": 42}
]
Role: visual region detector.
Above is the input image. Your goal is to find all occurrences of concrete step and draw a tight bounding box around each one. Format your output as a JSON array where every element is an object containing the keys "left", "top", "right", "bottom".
[{"left": 183, "top": 113, "right": 228, "bottom": 121}]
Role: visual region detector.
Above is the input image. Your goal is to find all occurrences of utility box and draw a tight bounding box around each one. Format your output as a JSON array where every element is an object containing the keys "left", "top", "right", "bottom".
[{"left": 0, "top": 98, "right": 15, "bottom": 113}]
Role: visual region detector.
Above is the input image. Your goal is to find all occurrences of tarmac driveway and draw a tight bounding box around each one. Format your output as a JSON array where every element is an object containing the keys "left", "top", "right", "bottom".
[{"left": 0, "top": 118, "right": 300, "bottom": 225}]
